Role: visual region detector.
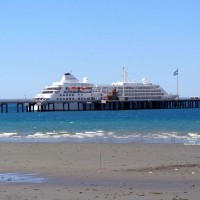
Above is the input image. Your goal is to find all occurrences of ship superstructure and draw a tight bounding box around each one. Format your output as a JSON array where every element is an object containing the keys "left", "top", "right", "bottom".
[
  {"left": 34, "top": 73, "right": 103, "bottom": 102},
  {"left": 33, "top": 69, "right": 176, "bottom": 110}
]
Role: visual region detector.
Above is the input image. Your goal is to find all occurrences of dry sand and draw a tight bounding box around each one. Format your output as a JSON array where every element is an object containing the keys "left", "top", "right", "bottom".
[{"left": 0, "top": 143, "right": 199, "bottom": 200}]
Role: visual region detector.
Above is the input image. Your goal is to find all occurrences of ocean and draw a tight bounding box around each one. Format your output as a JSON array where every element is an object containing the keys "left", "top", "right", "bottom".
[{"left": 0, "top": 108, "right": 200, "bottom": 144}]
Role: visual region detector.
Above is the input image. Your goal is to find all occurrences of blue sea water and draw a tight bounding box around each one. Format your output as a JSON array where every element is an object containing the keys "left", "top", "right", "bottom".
[{"left": 0, "top": 108, "right": 200, "bottom": 143}]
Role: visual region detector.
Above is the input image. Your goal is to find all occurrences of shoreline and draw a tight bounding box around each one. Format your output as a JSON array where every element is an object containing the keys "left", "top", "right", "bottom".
[
  {"left": 0, "top": 143, "right": 200, "bottom": 199},
  {"left": 0, "top": 133, "right": 199, "bottom": 144}
]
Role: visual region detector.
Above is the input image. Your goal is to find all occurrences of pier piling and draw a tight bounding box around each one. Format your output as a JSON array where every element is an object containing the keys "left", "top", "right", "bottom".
[{"left": 0, "top": 98, "right": 200, "bottom": 113}]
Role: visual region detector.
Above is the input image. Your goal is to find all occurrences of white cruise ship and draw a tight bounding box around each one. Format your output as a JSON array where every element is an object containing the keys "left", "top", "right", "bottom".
[{"left": 33, "top": 68, "right": 176, "bottom": 110}]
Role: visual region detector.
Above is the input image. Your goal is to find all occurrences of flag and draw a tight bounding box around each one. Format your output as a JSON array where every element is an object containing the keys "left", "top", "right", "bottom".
[{"left": 173, "top": 69, "right": 178, "bottom": 76}]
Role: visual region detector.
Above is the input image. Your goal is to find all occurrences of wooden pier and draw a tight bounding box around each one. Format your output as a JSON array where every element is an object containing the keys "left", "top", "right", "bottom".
[{"left": 0, "top": 98, "right": 200, "bottom": 113}]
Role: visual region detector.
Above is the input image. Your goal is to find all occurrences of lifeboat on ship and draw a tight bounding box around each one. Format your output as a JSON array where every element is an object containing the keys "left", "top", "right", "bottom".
[
  {"left": 79, "top": 86, "right": 92, "bottom": 93},
  {"left": 69, "top": 86, "right": 80, "bottom": 92}
]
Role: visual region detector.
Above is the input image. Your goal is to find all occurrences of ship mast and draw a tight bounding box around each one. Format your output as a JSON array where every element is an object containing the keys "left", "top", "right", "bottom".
[{"left": 122, "top": 67, "right": 127, "bottom": 98}]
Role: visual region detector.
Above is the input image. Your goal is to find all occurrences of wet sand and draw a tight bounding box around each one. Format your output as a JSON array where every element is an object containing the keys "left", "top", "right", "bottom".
[{"left": 0, "top": 143, "right": 200, "bottom": 200}]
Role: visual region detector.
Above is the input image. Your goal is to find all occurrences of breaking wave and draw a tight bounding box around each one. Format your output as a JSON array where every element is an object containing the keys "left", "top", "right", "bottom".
[{"left": 0, "top": 131, "right": 200, "bottom": 144}]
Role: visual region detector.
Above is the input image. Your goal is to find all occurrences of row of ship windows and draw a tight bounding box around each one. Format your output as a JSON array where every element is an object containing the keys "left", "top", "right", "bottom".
[
  {"left": 57, "top": 97, "right": 94, "bottom": 100},
  {"left": 46, "top": 87, "right": 61, "bottom": 90},
  {"left": 124, "top": 92, "right": 165, "bottom": 96},
  {"left": 42, "top": 92, "right": 164, "bottom": 97},
  {"left": 61, "top": 90, "right": 102, "bottom": 94},
  {"left": 91, "top": 90, "right": 102, "bottom": 93},
  {"left": 130, "top": 96, "right": 162, "bottom": 100},
  {"left": 43, "top": 90, "right": 163, "bottom": 94},
  {"left": 118, "top": 87, "right": 160, "bottom": 90},
  {"left": 60, "top": 94, "right": 84, "bottom": 96},
  {"left": 35, "top": 96, "right": 162, "bottom": 101},
  {"left": 118, "top": 89, "right": 162, "bottom": 92},
  {"left": 46, "top": 86, "right": 160, "bottom": 90},
  {"left": 34, "top": 98, "right": 49, "bottom": 100},
  {"left": 60, "top": 94, "right": 103, "bottom": 97},
  {"left": 42, "top": 91, "right": 54, "bottom": 94},
  {"left": 45, "top": 87, "right": 160, "bottom": 91},
  {"left": 43, "top": 91, "right": 93, "bottom": 94}
]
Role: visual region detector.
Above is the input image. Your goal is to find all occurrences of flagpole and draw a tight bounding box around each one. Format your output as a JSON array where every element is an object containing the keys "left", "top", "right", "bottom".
[
  {"left": 175, "top": 68, "right": 179, "bottom": 99},
  {"left": 173, "top": 68, "right": 179, "bottom": 99}
]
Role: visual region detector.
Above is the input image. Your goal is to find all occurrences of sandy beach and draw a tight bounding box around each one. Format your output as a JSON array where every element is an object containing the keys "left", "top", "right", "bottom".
[{"left": 0, "top": 143, "right": 199, "bottom": 200}]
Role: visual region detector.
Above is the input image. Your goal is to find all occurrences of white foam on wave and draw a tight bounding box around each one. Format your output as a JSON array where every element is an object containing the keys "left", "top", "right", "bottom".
[
  {"left": 188, "top": 133, "right": 200, "bottom": 138},
  {"left": 1, "top": 131, "right": 200, "bottom": 144},
  {"left": 24, "top": 131, "right": 196, "bottom": 143},
  {"left": 96, "top": 130, "right": 104, "bottom": 133},
  {"left": 85, "top": 131, "right": 97, "bottom": 134},
  {"left": 84, "top": 133, "right": 95, "bottom": 138},
  {"left": 75, "top": 132, "right": 84, "bottom": 135},
  {"left": 59, "top": 131, "right": 68, "bottom": 134},
  {"left": 46, "top": 132, "right": 58, "bottom": 135},
  {"left": 96, "top": 132, "right": 104, "bottom": 137},
  {"left": 0, "top": 133, "right": 18, "bottom": 137},
  {"left": 107, "top": 132, "right": 114, "bottom": 136},
  {"left": 27, "top": 132, "right": 50, "bottom": 139}
]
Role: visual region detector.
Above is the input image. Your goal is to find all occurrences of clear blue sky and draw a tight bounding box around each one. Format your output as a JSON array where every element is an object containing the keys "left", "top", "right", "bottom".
[{"left": 0, "top": 0, "right": 200, "bottom": 98}]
